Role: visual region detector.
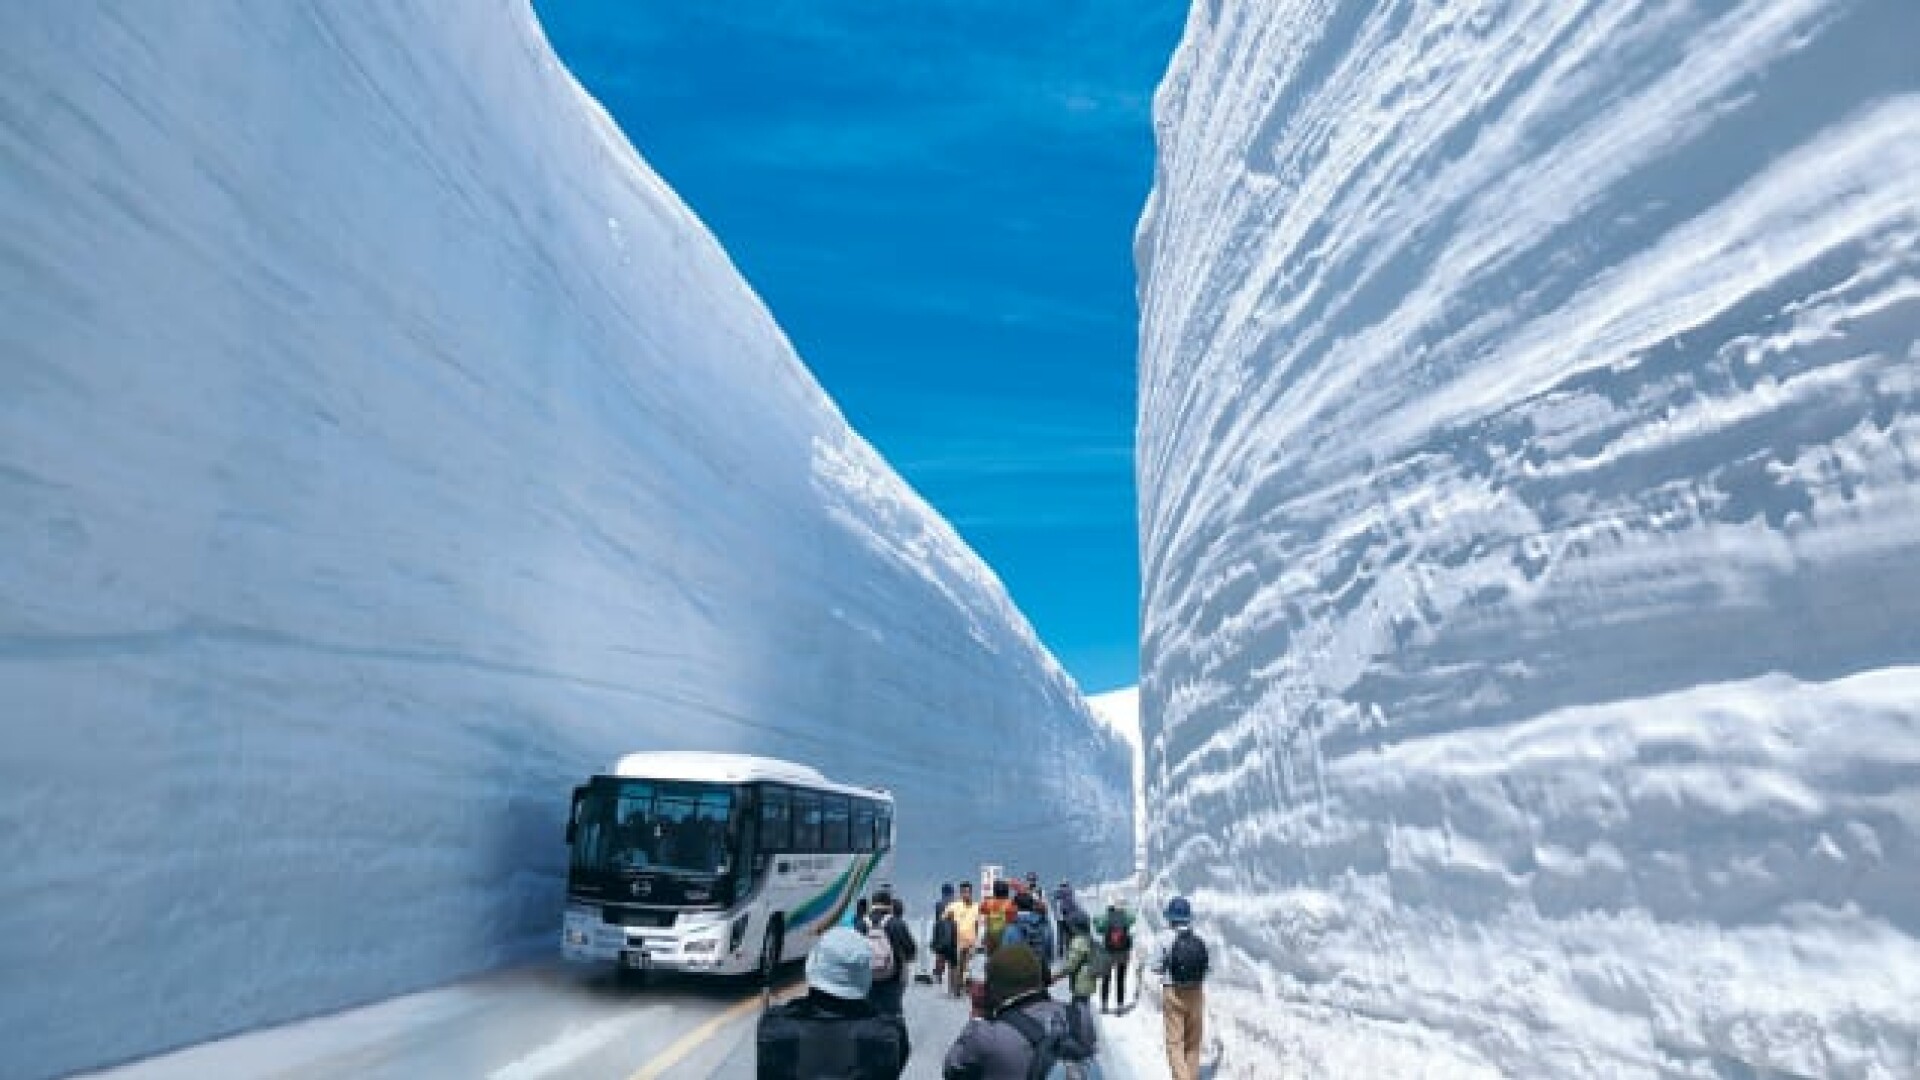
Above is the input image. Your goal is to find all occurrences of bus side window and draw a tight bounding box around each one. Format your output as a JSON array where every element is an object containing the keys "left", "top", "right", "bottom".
[
  {"left": 876, "top": 805, "right": 893, "bottom": 851},
  {"left": 731, "top": 790, "right": 756, "bottom": 876},
  {"left": 822, "top": 794, "right": 850, "bottom": 853},
  {"left": 792, "top": 791, "right": 822, "bottom": 852},
  {"left": 852, "top": 800, "right": 875, "bottom": 853},
  {"left": 759, "top": 786, "right": 791, "bottom": 853}
]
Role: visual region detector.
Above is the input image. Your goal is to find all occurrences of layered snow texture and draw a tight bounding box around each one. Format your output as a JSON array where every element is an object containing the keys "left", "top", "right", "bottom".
[
  {"left": 0, "top": 4, "right": 1130, "bottom": 1076},
  {"left": 1136, "top": 1, "right": 1920, "bottom": 1076}
]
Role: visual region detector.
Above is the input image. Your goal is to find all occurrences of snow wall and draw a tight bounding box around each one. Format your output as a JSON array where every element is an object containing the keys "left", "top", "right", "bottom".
[
  {"left": 1136, "top": 1, "right": 1920, "bottom": 1076},
  {"left": 0, "top": 4, "right": 1131, "bottom": 1076}
]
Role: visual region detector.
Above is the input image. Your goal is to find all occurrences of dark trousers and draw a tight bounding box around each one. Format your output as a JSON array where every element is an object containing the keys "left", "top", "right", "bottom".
[
  {"left": 1099, "top": 952, "right": 1130, "bottom": 1009},
  {"left": 868, "top": 976, "right": 906, "bottom": 1017}
]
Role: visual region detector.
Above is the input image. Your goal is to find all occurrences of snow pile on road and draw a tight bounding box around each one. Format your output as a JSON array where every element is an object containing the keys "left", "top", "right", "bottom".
[
  {"left": 1135, "top": 0, "right": 1920, "bottom": 1075},
  {"left": 0, "top": 3, "right": 1128, "bottom": 1076}
]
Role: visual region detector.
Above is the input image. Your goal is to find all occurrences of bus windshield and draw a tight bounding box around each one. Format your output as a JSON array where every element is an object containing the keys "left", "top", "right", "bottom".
[{"left": 571, "top": 779, "right": 740, "bottom": 878}]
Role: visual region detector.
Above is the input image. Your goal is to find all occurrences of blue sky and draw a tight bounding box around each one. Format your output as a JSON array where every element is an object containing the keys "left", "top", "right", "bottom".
[{"left": 535, "top": 2, "right": 1185, "bottom": 693}]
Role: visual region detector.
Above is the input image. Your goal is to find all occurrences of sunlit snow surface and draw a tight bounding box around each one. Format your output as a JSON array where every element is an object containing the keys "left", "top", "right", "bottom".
[
  {"left": 1136, "top": 0, "right": 1920, "bottom": 1076},
  {"left": 0, "top": 3, "right": 1129, "bottom": 1076}
]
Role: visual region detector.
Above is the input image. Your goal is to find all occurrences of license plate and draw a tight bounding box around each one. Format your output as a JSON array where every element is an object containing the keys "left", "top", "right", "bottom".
[{"left": 621, "top": 950, "right": 650, "bottom": 970}]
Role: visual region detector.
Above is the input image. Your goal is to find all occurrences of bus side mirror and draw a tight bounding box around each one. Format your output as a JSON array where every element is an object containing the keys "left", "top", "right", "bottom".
[{"left": 565, "top": 785, "right": 586, "bottom": 845}]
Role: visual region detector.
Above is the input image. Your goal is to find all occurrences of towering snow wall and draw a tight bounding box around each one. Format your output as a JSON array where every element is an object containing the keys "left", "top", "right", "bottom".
[
  {"left": 1137, "top": 0, "right": 1920, "bottom": 1076},
  {"left": 0, "top": 3, "right": 1130, "bottom": 1075}
]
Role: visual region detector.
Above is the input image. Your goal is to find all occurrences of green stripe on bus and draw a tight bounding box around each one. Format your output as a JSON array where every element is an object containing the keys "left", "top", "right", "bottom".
[{"left": 785, "top": 851, "right": 886, "bottom": 935}]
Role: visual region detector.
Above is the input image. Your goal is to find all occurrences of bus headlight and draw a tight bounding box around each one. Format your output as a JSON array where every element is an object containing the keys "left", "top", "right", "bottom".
[{"left": 729, "top": 914, "right": 751, "bottom": 952}]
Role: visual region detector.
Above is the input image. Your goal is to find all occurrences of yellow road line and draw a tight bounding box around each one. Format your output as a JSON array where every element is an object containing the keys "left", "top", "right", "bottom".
[{"left": 628, "top": 980, "right": 804, "bottom": 1080}]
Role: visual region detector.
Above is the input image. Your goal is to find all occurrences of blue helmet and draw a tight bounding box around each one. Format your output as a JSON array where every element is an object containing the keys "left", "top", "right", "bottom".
[{"left": 1165, "top": 896, "right": 1193, "bottom": 925}]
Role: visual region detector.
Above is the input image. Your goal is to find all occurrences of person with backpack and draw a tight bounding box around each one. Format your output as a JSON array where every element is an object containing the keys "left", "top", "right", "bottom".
[
  {"left": 1057, "top": 912, "right": 1100, "bottom": 1077},
  {"left": 757, "top": 926, "right": 909, "bottom": 1079},
  {"left": 1092, "top": 902, "right": 1135, "bottom": 1013},
  {"left": 979, "top": 879, "right": 1016, "bottom": 954},
  {"left": 1049, "top": 881, "right": 1082, "bottom": 961},
  {"left": 944, "top": 881, "right": 982, "bottom": 999},
  {"left": 1022, "top": 872, "right": 1051, "bottom": 928},
  {"left": 941, "top": 943, "right": 1093, "bottom": 1080},
  {"left": 1000, "top": 891, "right": 1055, "bottom": 985},
  {"left": 864, "top": 890, "right": 917, "bottom": 1017},
  {"left": 1151, "top": 896, "right": 1209, "bottom": 1080},
  {"left": 931, "top": 893, "right": 959, "bottom": 988},
  {"left": 931, "top": 883, "right": 958, "bottom": 984}
]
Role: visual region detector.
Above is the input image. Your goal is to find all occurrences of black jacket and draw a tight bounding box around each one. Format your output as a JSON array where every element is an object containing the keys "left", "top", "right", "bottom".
[
  {"left": 757, "top": 991, "right": 910, "bottom": 1079},
  {"left": 872, "top": 911, "right": 917, "bottom": 983}
]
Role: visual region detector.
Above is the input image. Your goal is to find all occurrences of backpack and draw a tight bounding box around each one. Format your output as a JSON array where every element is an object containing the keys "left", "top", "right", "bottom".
[
  {"left": 1167, "top": 929, "right": 1208, "bottom": 985},
  {"left": 759, "top": 996, "right": 906, "bottom": 1077},
  {"left": 1000, "top": 1006, "right": 1069, "bottom": 1080},
  {"left": 1103, "top": 920, "right": 1132, "bottom": 953},
  {"left": 983, "top": 902, "right": 1010, "bottom": 950},
  {"left": 1001, "top": 918, "right": 1034, "bottom": 952},
  {"left": 1089, "top": 937, "right": 1113, "bottom": 980},
  {"left": 866, "top": 917, "right": 898, "bottom": 982},
  {"left": 931, "top": 913, "right": 957, "bottom": 956}
]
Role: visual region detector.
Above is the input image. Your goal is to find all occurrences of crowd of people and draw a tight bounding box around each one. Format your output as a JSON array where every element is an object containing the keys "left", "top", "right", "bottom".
[{"left": 755, "top": 872, "right": 1212, "bottom": 1080}]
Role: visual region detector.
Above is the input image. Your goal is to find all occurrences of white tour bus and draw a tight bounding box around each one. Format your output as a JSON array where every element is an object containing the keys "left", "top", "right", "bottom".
[{"left": 562, "top": 752, "right": 894, "bottom": 981}]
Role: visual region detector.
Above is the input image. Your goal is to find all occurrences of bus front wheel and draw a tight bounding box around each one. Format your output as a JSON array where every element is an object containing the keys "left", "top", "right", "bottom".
[{"left": 760, "top": 920, "right": 785, "bottom": 987}]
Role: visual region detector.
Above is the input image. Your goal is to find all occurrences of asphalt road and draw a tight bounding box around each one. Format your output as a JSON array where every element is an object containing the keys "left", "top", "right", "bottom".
[
  {"left": 76, "top": 960, "right": 1141, "bottom": 1079},
  {"left": 78, "top": 962, "right": 801, "bottom": 1080}
]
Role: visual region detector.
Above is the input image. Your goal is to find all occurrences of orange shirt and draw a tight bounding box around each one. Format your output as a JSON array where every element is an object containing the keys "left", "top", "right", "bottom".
[{"left": 979, "top": 896, "right": 1015, "bottom": 946}]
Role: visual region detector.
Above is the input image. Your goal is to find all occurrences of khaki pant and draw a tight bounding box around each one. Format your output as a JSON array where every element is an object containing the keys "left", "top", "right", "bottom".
[
  {"left": 1163, "top": 983, "right": 1205, "bottom": 1080},
  {"left": 947, "top": 945, "right": 972, "bottom": 997}
]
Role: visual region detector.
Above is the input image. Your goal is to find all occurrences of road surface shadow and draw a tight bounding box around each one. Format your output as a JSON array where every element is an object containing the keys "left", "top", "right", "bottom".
[{"left": 563, "top": 959, "right": 808, "bottom": 1004}]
